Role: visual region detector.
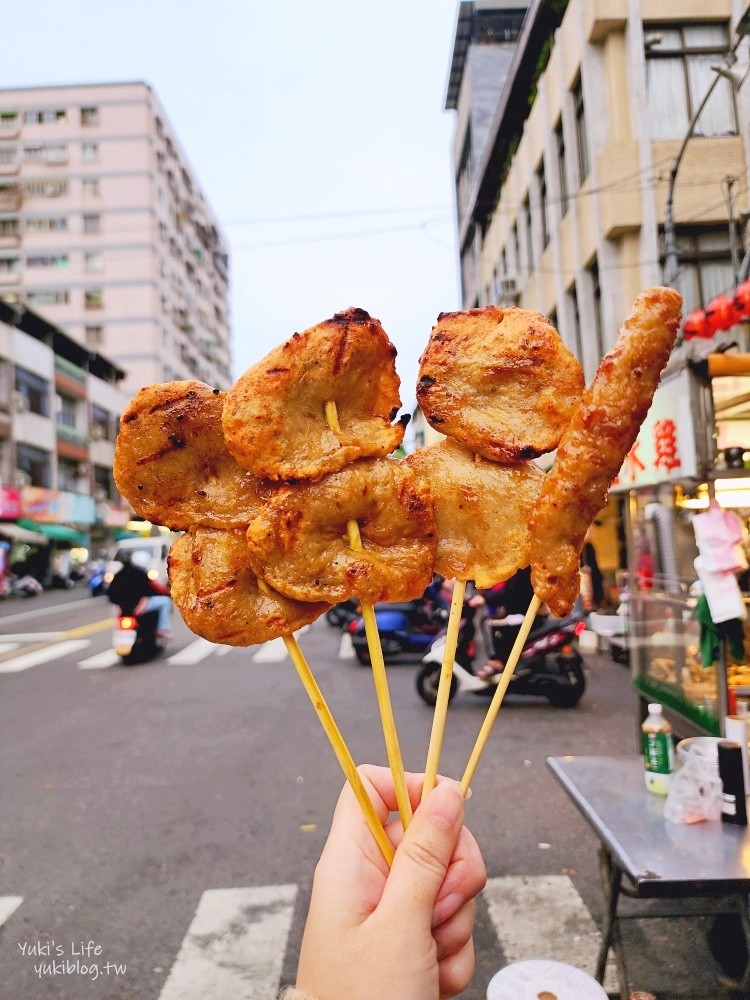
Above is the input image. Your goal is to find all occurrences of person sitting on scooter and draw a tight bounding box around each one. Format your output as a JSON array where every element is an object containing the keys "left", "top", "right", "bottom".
[
  {"left": 474, "top": 566, "right": 544, "bottom": 680},
  {"left": 107, "top": 550, "right": 172, "bottom": 640}
]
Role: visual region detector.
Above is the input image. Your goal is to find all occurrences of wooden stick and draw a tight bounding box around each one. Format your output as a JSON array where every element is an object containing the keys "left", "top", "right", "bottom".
[
  {"left": 460, "top": 594, "right": 542, "bottom": 795},
  {"left": 281, "top": 631, "right": 395, "bottom": 865},
  {"left": 422, "top": 578, "right": 466, "bottom": 798},
  {"left": 325, "top": 399, "right": 413, "bottom": 829}
]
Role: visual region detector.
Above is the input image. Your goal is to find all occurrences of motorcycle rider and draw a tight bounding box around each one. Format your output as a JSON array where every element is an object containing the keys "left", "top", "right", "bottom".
[
  {"left": 475, "top": 566, "right": 544, "bottom": 680},
  {"left": 107, "top": 549, "right": 172, "bottom": 640}
]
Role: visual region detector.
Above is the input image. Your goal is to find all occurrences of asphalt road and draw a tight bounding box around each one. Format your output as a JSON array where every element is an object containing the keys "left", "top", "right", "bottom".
[{"left": 0, "top": 588, "right": 736, "bottom": 999}]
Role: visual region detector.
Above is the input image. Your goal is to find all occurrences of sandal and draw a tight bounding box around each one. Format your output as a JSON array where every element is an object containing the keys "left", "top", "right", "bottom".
[{"left": 477, "top": 660, "right": 503, "bottom": 681}]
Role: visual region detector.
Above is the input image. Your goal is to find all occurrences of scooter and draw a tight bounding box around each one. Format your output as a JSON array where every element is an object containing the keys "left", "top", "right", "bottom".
[
  {"left": 415, "top": 604, "right": 587, "bottom": 708},
  {"left": 348, "top": 597, "right": 448, "bottom": 665},
  {"left": 112, "top": 609, "right": 166, "bottom": 666},
  {"left": 325, "top": 598, "right": 361, "bottom": 629}
]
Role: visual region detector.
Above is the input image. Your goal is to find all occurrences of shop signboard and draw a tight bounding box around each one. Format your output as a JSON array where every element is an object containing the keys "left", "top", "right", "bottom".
[
  {"left": 0, "top": 487, "right": 21, "bottom": 519},
  {"left": 21, "top": 487, "right": 96, "bottom": 524},
  {"left": 611, "top": 368, "right": 699, "bottom": 492}
]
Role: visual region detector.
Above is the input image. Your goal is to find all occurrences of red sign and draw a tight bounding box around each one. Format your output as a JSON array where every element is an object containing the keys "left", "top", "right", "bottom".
[{"left": 0, "top": 487, "right": 21, "bottom": 520}]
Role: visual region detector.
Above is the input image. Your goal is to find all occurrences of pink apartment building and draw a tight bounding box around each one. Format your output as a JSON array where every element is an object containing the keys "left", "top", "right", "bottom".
[{"left": 0, "top": 81, "right": 231, "bottom": 394}]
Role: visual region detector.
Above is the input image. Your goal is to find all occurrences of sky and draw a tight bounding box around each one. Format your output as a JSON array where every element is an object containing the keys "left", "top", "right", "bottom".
[{"left": 4, "top": 0, "right": 462, "bottom": 412}]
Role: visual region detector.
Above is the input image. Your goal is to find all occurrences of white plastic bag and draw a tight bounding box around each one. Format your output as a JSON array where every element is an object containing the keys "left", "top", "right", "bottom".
[{"left": 664, "top": 746, "right": 723, "bottom": 825}]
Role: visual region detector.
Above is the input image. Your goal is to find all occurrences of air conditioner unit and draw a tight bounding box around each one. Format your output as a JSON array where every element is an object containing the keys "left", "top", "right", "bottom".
[
  {"left": 12, "top": 390, "right": 29, "bottom": 413},
  {"left": 91, "top": 424, "right": 106, "bottom": 441},
  {"left": 15, "top": 470, "right": 31, "bottom": 488},
  {"left": 498, "top": 277, "right": 520, "bottom": 303}
]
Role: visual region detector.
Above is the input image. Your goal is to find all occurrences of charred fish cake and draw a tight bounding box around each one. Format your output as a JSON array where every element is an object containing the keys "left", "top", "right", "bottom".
[{"left": 222, "top": 308, "right": 406, "bottom": 482}]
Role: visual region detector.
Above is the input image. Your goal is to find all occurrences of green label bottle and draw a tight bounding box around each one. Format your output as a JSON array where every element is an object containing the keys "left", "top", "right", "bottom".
[{"left": 642, "top": 703, "right": 674, "bottom": 795}]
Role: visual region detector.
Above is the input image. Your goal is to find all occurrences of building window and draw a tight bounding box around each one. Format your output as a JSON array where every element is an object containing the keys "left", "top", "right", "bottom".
[
  {"left": 646, "top": 24, "right": 736, "bottom": 139},
  {"left": 81, "top": 142, "right": 98, "bottom": 163},
  {"left": 665, "top": 226, "right": 737, "bottom": 316},
  {"left": 23, "top": 178, "right": 68, "bottom": 198},
  {"left": 572, "top": 75, "right": 589, "bottom": 185},
  {"left": 80, "top": 106, "right": 99, "bottom": 127},
  {"left": 91, "top": 405, "right": 112, "bottom": 442},
  {"left": 0, "top": 218, "right": 19, "bottom": 237},
  {"left": 25, "top": 216, "right": 67, "bottom": 233},
  {"left": 522, "top": 194, "right": 534, "bottom": 273},
  {"left": 82, "top": 213, "right": 101, "bottom": 234},
  {"left": 56, "top": 393, "right": 77, "bottom": 430},
  {"left": 24, "top": 108, "right": 67, "bottom": 125},
  {"left": 93, "top": 464, "right": 114, "bottom": 500},
  {"left": 0, "top": 255, "right": 19, "bottom": 274},
  {"left": 27, "top": 253, "right": 69, "bottom": 268},
  {"left": 84, "top": 288, "right": 104, "bottom": 310},
  {"left": 16, "top": 443, "right": 51, "bottom": 488},
  {"left": 567, "top": 285, "right": 584, "bottom": 365},
  {"left": 43, "top": 144, "right": 67, "bottom": 164},
  {"left": 85, "top": 251, "right": 103, "bottom": 271},
  {"left": 588, "top": 259, "right": 605, "bottom": 360},
  {"left": 555, "top": 117, "right": 568, "bottom": 217},
  {"left": 58, "top": 457, "right": 81, "bottom": 493},
  {"left": 26, "top": 289, "right": 70, "bottom": 306},
  {"left": 85, "top": 325, "right": 104, "bottom": 348},
  {"left": 82, "top": 177, "right": 100, "bottom": 198},
  {"left": 0, "top": 111, "right": 19, "bottom": 130},
  {"left": 15, "top": 366, "right": 49, "bottom": 417},
  {"left": 536, "top": 159, "right": 549, "bottom": 250},
  {"left": 0, "top": 146, "right": 18, "bottom": 165}
]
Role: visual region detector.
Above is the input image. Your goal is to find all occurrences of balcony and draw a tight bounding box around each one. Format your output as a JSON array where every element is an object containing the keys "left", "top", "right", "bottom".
[{"left": 0, "top": 185, "right": 22, "bottom": 212}]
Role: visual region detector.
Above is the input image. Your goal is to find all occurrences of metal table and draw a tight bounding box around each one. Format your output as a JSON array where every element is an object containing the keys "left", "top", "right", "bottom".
[{"left": 547, "top": 755, "right": 750, "bottom": 998}]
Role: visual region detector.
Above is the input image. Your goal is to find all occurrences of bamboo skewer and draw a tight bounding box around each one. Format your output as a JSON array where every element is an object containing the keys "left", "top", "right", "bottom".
[
  {"left": 460, "top": 594, "right": 542, "bottom": 795},
  {"left": 422, "top": 578, "right": 466, "bottom": 798},
  {"left": 325, "top": 400, "right": 413, "bottom": 829}
]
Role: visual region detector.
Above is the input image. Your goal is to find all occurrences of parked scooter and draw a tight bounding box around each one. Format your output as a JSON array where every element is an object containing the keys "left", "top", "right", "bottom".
[
  {"left": 348, "top": 596, "right": 448, "bottom": 665},
  {"left": 112, "top": 609, "right": 166, "bottom": 666},
  {"left": 415, "top": 603, "right": 587, "bottom": 708},
  {"left": 325, "top": 598, "right": 361, "bottom": 629}
]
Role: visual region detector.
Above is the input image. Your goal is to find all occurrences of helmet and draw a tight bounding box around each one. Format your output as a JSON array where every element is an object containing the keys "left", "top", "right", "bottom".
[{"left": 129, "top": 550, "right": 152, "bottom": 572}]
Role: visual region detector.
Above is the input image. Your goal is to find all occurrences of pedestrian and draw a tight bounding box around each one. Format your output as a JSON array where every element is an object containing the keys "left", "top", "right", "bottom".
[
  {"left": 283, "top": 765, "right": 486, "bottom": 1000},
  {"left": 107, "top": 549, "right": 172, "bottom": 639}
]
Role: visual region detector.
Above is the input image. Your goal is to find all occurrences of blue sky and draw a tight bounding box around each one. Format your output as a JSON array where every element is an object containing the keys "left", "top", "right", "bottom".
[{"left": 5, "top": 0, "right": 461, "bottom": 409}]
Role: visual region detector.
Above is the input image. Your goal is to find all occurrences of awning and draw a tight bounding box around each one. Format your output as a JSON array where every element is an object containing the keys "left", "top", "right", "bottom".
[
  {"left": 0, "top": 522, "right": 48, "bottom": 545},
  {"left": 17, "top": 519, "right": 86, "bottom": 545}
]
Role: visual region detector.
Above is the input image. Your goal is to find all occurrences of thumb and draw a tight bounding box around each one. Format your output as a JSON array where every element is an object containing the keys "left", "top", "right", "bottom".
[{"left": 381, "top": 779, "right": 464, "bottom": 923}]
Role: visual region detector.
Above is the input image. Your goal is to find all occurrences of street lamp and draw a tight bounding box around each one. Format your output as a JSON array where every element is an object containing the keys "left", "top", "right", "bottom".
[{"left": 663, "top": 37, "right": 750, "bottom": 288}]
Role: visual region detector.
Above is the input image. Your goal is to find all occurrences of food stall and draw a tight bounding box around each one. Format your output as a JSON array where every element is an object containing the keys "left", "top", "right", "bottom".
[{"left": 607, "top": 354, "right": 750, "bottom": 739}]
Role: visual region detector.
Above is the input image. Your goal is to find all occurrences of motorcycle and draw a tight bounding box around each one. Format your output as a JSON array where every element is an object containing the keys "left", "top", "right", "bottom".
[
  {"left": 348, "top": 597, "right": 448, "bottom": 665},
  {"left": 325, "top": 598, "right": 361, "bottom": 629},
  {"left": 415, "top": 603, "right": 587, "bottom": 708},
  {"left": 112, "top": 608, "right": 166, "bottom": 665}
]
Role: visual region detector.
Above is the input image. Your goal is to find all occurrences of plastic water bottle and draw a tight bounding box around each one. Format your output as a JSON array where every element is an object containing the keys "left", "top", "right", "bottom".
[{"left": 642, "top": 703, "right": 674, "bottom": 795}]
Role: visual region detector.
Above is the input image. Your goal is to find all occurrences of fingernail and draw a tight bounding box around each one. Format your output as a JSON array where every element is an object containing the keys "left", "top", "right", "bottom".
[
  {"left": 432, "top": 891, "right": 462, "bottom": 927},
  {"left": 425, "top": 779, "right": 464, "bottom": 827}
]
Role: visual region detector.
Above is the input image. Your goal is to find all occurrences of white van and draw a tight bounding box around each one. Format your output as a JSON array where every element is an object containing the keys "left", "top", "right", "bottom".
[{"left": 103, "top": 536, "right": 174, "bottom": 589}]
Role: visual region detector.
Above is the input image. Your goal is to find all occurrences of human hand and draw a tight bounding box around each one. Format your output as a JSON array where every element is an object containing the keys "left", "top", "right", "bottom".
[{"left": 296, "top": 766, "right": 486, "bottom": 1000}]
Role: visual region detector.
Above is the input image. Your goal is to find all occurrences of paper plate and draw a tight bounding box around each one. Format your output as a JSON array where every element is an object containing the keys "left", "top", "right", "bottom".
[{"left": 486, "top": 960, "right": 608, "bottom": 1000}]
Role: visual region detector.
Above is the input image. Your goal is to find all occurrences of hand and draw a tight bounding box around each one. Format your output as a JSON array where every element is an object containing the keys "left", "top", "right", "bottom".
[{"left": 296, "top": 766, "right": 486, "bottom": 1000}]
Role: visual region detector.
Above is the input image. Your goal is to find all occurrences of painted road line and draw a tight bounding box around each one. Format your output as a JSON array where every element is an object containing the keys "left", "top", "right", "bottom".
[
  {"left": 338, "top": 632, "right": 355, "bottom": 659},
  {"left": 0, "top": 597, "right": 95, "bottom": 626},
  {"left": 168, "top": 638, "right": 217, "bottom": 665},
  {"left": 0, "top": 632, "right": 64, "bottom": 642},
  {"left": 79, "top": 648, "right": 120, "bottom": 670},
  {"left": 158, "top": 885, "right": 297, "bottom": 1000},
  {"left": 483, "top": 875, "right": 617, "bottom": 992},
  {"left": 0, "top": 642, "right": 20, "bottom": 656},
  {"left": 215, "top": 644, "right": 233, "bottom": 656},
  {"left": 0, "top": 639, "right": 90, "bottom": 673},
  {"left": 65, "top": 618, "right": 114, "bottom": 639},
  {"left": 0, "top": 896, "right": 23, "bottom": 927},
  {"left": 252, "top": 637, "right": 288, "bottom": 663}
]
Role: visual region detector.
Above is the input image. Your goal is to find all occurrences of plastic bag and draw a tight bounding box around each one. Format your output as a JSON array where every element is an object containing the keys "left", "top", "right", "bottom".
[{"left": 664, "top": 746, "right": 723, "bottom": 825}]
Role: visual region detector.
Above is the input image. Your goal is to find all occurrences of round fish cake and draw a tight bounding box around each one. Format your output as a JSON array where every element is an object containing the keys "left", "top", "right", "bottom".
[
  {"left": 222, "top": 308, "right": 406, "bottom": 482},
  {"left": 416, "top": 306, "right": 584, "bottom": 462},
  {"left": 114, "top": 381, "right": 265, "bottom": 531},
  {"left": 405, "top": 439, "right": 544, "bottom": 587},
  {"left": 168, "top": 526, "right": 330, "bottom": 646},
  {"left": 245, "top": 457, "right": 437, "bottom": 604}
]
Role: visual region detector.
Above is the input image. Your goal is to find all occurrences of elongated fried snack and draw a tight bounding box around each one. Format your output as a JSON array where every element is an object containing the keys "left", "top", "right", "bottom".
[
  {"left": 169, "top": 527, "right": 330, "bottom": 645},
  {"left": 417, "top": 305, "right": 584, "bottom": 462},
  {"left": 245, "top": 457, "right": 436, "bottom": 604},
  {"left": 405, "top": 439, "right": 544, "bottom": 586},
  {"left": 223, "top": 308, "right": 406, "bottom": 482},
  {"left": 114, "top": 381, "right": 264, "bottom": 531},
  {"left": 530, "top": 287, "right": 682, "bottom": 617}
]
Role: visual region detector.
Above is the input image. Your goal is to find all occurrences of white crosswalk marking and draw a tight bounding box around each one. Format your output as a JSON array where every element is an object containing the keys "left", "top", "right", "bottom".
[
  {"left": 483, "top": 875, "right": 617, "bottom": 991},
  {"left": 168, "top": 638, "right": 217, "bottom": 665},
  {"left": 338, "top": 632, "right": 355, "bottom": 659},
  {"left": 252, "top": 637, "right": 288, "bottom": 662},
  {"left": 0, "top": 895, "right": 23, "bottom": 927},
  {"left": 78, "top": 648, "right": 120, "bottom": 669},
  {"left": 0, "top": 639, "right": 90, "bottom": 673},
  {"left": 158, "top": 885, "right": 297, "bottom": 1000},
  {"left": 0, "top": 642, "right": 20, "bottom": 656}
]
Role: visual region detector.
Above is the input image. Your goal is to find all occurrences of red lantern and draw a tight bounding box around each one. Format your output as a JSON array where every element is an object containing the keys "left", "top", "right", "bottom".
[
  {"left": 682, "top": 308, "right": 711, "bottom": 340},
  {"left": 734, "top": 279, "right": 750, "bottom": 319},
  {"left": 705, "top": 294, "right": 741, "bottom": 332}
]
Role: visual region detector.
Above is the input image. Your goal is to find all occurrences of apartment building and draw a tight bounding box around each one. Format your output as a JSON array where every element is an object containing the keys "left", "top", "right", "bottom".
[
  {"left": 0, "top": 81, "right": 231, "bottom": 394},
  {"left": 0, "top": 297, "right": 131, "bottom": 560},
  {"left": 446, "top": 0, "right": 750, "bottom": 382}
]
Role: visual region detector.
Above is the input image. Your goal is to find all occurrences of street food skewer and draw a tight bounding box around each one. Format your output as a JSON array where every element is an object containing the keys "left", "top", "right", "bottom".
[{"left": 325, "top": 399, "right": 412, "bottom": 829}]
